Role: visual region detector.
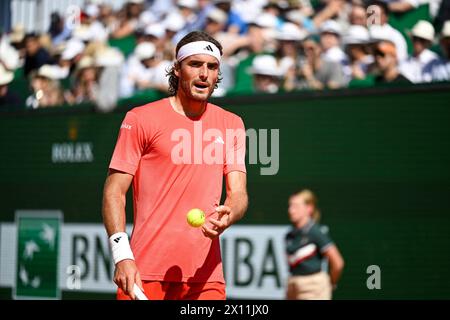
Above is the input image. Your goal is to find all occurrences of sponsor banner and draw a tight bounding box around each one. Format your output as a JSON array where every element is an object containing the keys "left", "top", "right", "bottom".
[{"left": 1, "top": 218, "right": 290, "bottom": 299}]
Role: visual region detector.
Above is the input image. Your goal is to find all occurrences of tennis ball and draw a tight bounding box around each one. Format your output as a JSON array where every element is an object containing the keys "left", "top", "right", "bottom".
[{"left": 187, "top": 208, "right": 205, "bottom": 228}]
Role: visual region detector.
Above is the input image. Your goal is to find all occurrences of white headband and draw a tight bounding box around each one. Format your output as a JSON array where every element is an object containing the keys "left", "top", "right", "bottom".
[{"left": 176, "top": 41, "right": 221, "bottom": 63}]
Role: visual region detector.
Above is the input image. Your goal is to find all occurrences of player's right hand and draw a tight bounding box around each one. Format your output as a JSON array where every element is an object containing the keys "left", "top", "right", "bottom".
[{"left": 114, "top": 259, "right": 143, "bottom": 300}]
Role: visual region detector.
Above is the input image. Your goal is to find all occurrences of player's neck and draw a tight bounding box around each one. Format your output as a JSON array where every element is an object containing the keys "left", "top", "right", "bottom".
[
  {"left": 295, "top": 217, "right": 310, "bottom": 229},
  {"left": 170, "top": 94, "right": 207, "bottom": 118}
]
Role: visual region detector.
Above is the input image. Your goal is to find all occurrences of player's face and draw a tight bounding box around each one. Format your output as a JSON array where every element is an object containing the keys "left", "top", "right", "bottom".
[
  {"left": 176, "top": 54, "right": 220, "bottom": 101},
  {"left": 288, "top": 195, "right": 310, "bottom": 224}
]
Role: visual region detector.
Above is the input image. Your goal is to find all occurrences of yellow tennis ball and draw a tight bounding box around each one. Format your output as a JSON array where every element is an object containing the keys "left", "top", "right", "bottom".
[{"left": 187, "top": 208, "right": 205, "bottom": 228}]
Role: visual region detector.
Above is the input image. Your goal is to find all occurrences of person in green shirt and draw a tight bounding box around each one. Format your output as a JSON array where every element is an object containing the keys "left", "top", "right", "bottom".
[{"left": 285, "top": 189, "right": 345, "bottom": 300}]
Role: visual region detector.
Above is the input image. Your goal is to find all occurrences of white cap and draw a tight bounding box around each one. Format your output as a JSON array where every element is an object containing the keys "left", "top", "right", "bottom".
[
  {"left": 442, "top": 20, "right": 450, "bottom": 38},
  {"left": 164, "top": 12, "right": 186, "bottom": 32},
  {"left": 76, "top": 56, "right": 96, "bottom": 71},
  {"left": 9, "top": 24, "right": 25, "bottom": 43},
  {"left": 251, "top": 13, "right": 278, "bottom": 29},
  {"left": 144, "top": 23, "right": 166, "bottom": 38},
  {"left": 320, "top": 20, "right": 342, "bottom": 36},
  {"left": 85, "top": 4, "right": 99, "bottom": 18},
  {"left": 275, "top": 22, "right": 307, "bottom": 41},
  {"left": 411, "top": 20, "right": 435, "bottom": 42},
  {"left": 344, "top": 25, "right": 370, "bottom": 45},
  {"left": 369, "top": 25, "right": 390, "bottom": 42},
  {"left": 249, "top": 55, "right": 282, "bottom": 77},
  {"left": 61, "top": 39, "right": 85, "bottom": 60},
  {"left": 95, "top": 48, "right": 124, "bottom": 67},
  {"left": 177, "top": 0, "right": 197, "bottom": 9},
  {"left": 138, "top": 10, "right": 157, "bottom": 28},
  {"left": 36, "top": 64, "right": 61, "bottom": 80},
  {"left": 207, "top": 8, "right": 228, "bottom": 24},
  {"left": 0, "top": 65, "right": 14, "bottom": 86},
  {"left": 135, "top": 42, "right": 156, "bottom": 60}
]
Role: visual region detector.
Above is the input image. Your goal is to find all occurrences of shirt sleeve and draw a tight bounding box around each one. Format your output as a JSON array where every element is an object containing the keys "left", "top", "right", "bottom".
[
  {"left": 223, "top": 116, "right": 247, "bottom": 175},
  {"left": 311, "top": 225, "right": 334, "bottom": 253},
  {"left": 109, "top": 111, "right": 146, "bottom": 175}
]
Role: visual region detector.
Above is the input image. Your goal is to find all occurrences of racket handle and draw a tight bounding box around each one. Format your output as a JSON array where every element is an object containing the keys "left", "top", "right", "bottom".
[{"left": 133, "top": 283, "right": 148, "bottom": 300}]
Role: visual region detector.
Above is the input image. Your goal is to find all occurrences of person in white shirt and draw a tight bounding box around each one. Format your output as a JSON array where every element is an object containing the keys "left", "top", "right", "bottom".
[
  {"left": 367, "top": 1, "right": 408, "bottom": 63},
  {"left": 423, "top": 20, "right": 450, "bottom": 82},
  {"left": 120, "top": 42, "right": 171, "bottom": 97},
  {"left": 399, "top": 20, "right": 439, "bottom": 83}
]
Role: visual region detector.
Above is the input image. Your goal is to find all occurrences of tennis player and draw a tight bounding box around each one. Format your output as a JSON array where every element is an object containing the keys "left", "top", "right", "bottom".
[{"left": 102, "top": 31, "right": 248, "bottom": 300}]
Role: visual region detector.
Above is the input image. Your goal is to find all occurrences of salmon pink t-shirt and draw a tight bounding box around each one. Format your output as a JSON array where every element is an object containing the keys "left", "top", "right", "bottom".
[{"left": 109, "top": 98, "right": 246, "bottom": 283}]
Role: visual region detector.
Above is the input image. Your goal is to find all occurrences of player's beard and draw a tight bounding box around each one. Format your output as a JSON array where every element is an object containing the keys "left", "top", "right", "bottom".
[{"left": 180, "top": 78, "right": 215, "bottom": 101}]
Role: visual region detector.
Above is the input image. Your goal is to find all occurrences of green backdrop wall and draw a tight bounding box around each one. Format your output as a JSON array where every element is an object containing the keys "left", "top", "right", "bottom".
[{"left": 1, "top": 84, "right": 450, "bottom": 299}]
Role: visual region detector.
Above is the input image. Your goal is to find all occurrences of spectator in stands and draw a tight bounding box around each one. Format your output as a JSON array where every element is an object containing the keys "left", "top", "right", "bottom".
[
  {"left": 297, "top": 37, "right": 347, "bottom": 90},
  {"left": 0, "top": 30, "right": 20, "bottom": 72},
  {"left": 120, "top": 42, "right": 170, "bottom": 97},
  {"left": 172, "top": 0, "right": 200, "bottom": 43},
  {"left": 231, "top": 14, "right": 277, "bottom": 93},
  {"left": 274, "top": 23, "right": 308, "bottom": 92},
  {"left": 214, "top": 0, "right": 248, "bottom": 34},
  {"left": 367, "top": 1, "right": 408, "bottom": 63},
  {"left": 313, "top": 0, "right": 352, "bottom": 31},
  {"left": 0, "top": 65, "right": 21, "bottom": 107},
  {"left": 248, "top": 55, "right": 283, "bottom": 93},
  {"left": 26, "top": 64, "right": 65, "bottom": 109},
  {"left": 58, "top": 39, "right": 86, "bottom": 79},
  {"left": 48, "top": 12, "right": 71, "bottom": 46},
  {"left": 344, "top": 25, "right": 373, "bottom": 80},
  {"left": 285, "top": 189, "right": 344, "bottom": 300},
  {"left": 320, "top": 20, "right": 348, "bottom": 71},
  {"left": 23, "top": 33, "right": 53, "bottom": 77},
  {"left": 112, "top": 0, "right": 145, "bottom": 39},
  {"left": 400, "top": 20, "right": 439, "bottom": 83},
  {"left": 423, "top": 20, "right": 450, "bottom": 82},
  {"left": 372, "top": 40, "right": 411, "bottom": 84}
]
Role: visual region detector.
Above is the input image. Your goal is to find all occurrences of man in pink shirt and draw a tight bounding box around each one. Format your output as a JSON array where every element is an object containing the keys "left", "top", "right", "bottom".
[{"left": 102, "top": 31, "right": 248, "bottom": 300}]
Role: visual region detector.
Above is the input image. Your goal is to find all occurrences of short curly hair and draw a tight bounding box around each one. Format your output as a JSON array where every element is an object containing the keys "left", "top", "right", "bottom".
[{"left": 166, "top": 31, "right": 223, "bottom": 96}]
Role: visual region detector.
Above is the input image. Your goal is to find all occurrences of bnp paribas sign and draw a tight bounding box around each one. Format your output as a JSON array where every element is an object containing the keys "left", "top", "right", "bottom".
[{"left": 14, "top": 211, "right": 62, "bottom": 299}]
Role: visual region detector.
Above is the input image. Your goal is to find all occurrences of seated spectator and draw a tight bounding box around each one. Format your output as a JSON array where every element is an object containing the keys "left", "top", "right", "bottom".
[
  {"left": 120, "top": 42, "right": 170, "bottom": 97},
  {"left": 297, "top": 37, "right": 347, "bottom": 90},
  {"left": 274, "top": 23, "right": 308, "bottom": 91},
  {"left": 1, "top": 30, "right": 20, "bottom": 72},
  {"left": 111, "top": 0, "right": 145, "bottom": 39},
  {"left": 48, "top": 12, "right": 71, "bottom": 46},
  {"left": 0, "top": 65, "right": 22, "bottom": 108},
  {"left": 344, "top": 25, "right": 374, "bottom": 80},
  {"left": 372, "top": 40, "right": 412, "bottom": 84},
  {"left": 67, "top": 47, "right": 122, "bottom": 112},
  {"left": 320, "top": 20, "right": 348, "bottom": 68},
  {"left": 23, "top": 33, "right": 53, "bottom": 77},
  {"left": 367, "top": 1, "right": 408, "bottom": 63},
  {"left": 400, "top": 20, "right": 439, "bottom": 83},
  {"left": 248, "top": 55, "right": 283, "bottom": 93},
  {"left": 214, "top": 0, "right": 248, "bottom": 35},
  {"left": 26, "top": 64, "right": 65, "bottom": 109},
  {"left": 423, "top": 20, "right": 450, "bottom": 82}
]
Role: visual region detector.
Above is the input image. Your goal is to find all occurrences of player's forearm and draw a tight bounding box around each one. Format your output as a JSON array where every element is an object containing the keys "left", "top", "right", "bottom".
[
  {"left": 329, "top": 259, "right": 344, "bottom": 286},
  {"left": 102, "top": 183, "right": 127, "bottom": 236},
  {"left": 224, "top": 191, "right": 248, "bottom": 225}
]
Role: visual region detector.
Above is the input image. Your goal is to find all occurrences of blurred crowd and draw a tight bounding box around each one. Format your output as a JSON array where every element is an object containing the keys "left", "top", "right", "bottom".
[{"left": 1, "top": 0, "right": 450, "bottom": 110}]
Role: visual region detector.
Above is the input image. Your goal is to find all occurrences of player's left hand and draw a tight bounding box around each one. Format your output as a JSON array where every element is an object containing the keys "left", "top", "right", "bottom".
[{"left": 202, "top": 205, "right": 232, "bottom": 239}]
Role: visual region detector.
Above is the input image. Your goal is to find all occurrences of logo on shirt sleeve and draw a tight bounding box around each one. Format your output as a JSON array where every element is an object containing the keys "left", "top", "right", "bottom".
[{"left": 120, "top": 123, "right": 132, "bottom": 130}]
